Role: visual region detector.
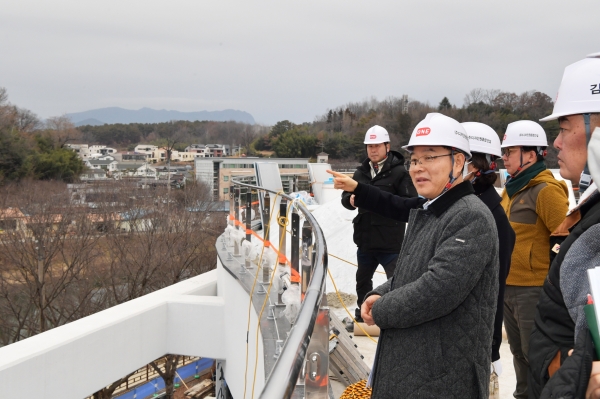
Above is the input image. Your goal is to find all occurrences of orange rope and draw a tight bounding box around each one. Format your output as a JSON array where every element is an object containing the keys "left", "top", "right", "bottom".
[{"left": 230, "top": 215, "right": 300, "bottom": 282}]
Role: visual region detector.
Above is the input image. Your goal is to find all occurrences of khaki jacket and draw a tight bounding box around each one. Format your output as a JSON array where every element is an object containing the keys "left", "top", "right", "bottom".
[{"left": 501, "top": 170, "right": 569, "bottom": 286}]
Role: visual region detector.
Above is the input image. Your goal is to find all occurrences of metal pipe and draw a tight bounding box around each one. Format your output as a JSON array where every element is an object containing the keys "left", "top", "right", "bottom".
[
  {"left": 278, "top": 199, "right": 287, "bottom": 265},
  {"left": 291, "top": 211, "right": 299, "bottom": 279},
  {"left": 231, "top": 178, "right": 328, "bottom": 399}
]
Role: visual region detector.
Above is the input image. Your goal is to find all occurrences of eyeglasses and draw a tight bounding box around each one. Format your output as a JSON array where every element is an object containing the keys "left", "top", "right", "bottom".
[
  {"left": 501, "top": 148, "right": 521, "bottom": 158},
  {"left": 404, "top": 153, "right": 452, "bottom": 170}
]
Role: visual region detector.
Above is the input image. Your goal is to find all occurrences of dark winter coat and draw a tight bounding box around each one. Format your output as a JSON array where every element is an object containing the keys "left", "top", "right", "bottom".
[
  {"left": 341, "top": 150, "right": 416, "bottom": 253},
  {"left": 529, "top": 192, "right": 600, "bottom": 398},
  {"left": 539, "top": 326, "right": 594, "bottom": 399},
  {"left": 355, "top": 181, "right": 499, "bottom": 398},
  {"left": 474, "top": 182, "right": 515, "bottom": 362}
]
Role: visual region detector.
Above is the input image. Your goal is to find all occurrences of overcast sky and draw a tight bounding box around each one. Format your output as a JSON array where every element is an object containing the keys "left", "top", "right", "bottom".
[{"left": 1, "top": 1, "right": 598, "bottom": 125}]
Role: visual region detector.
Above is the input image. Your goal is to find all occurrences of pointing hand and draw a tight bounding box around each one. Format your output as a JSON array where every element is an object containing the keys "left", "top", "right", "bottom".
[{"left": 326, "top": 170, "right": 358, "bottom": 193}]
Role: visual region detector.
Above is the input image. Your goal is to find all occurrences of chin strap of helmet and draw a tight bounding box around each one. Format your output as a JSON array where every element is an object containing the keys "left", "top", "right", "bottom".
[
  {"left": 580, "top": 113, "right": 593, "bottom": 191},
  {"left": 512, "top": 149, "right": 531, "bottom": 179},
  {"left": 442, "top": 147, "right": 458, "bottom": 193},
  {"left": 506, "top": 147, "right": 544, "bottom": 184}
]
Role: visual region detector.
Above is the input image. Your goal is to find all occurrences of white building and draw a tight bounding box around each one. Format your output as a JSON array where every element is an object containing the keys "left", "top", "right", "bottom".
[
  {"left": 134, "top": 144, "right": 159, "bottom": 154},
  {"left": 135, "top": 164, "right": 158, "bottom": 178},
  {"left": 66, "top": 144, "right": 118, "bottom": 160},
  {"left": 79, "top": 169, "right": 108, "bottom": 181},
  {"left": 85, "top": 159, "right": 118, "bottom": 172},
  {"left": 195, "top": 157, "right": 310, "bottom": 200},
  {"left": 184, "top": 144, "right": 229, "bottom": 158}
]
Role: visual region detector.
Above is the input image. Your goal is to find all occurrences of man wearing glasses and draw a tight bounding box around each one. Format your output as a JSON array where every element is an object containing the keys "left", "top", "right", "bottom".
[{"left": 499, "top": 120, "right": 569, "bottom": 399}]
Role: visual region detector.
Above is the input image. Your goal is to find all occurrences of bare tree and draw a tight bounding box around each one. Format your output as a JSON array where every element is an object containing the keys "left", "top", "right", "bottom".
[
  {"left": 91, "top": 180, "right": 218, "bottom": 304},
  {"left": 15, "top": 108, "right": 41, "bottom": 133},
  {"left": 45, "top": 115, "right": 82, "bottom": 147},
  {"left": 0, "top": 180, "right": 105, "bottom": 340},
  {"left": 482, "top": 89, "right": 501, "bottom": 106},
  {"left": 92, "top": 371, "right": 136, "bottom": 399},
  {"left": 463, "top": 88, "right": 485, "bottom": 107},
  {"left": 0, "top": 87, "right": 7, "bottom": 105},
  {"left": 239, "top": 125, "right": 257, "bottom": 155},
  {"left": 150, "top": 355, "right": 182, "bottom": 399}
]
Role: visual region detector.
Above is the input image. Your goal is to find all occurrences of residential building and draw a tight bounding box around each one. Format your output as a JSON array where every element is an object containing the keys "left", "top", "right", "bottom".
[
  {"left": 90, "top": 154, "right": 116, "bottom": 161},
  {"left": 171, "top": 151, "right": 200, "bottom": 162},
  {"left": 185, "top": 144, "right": 206, "bottom": 154},
  {"left": 134, "top": 144, "right": 158, "bottom": 154},
  {"left": 85, "top": 159, "right": 118, "bottom": 172},
  {"left": 65, "top": 144, "right": 91, "bottom": 159},
  {"left": 0, "top": 208, "right": 26, "bottom": 234},
  {"left": 117, "top": 152, "right": 150, "bottom": 162},
  {"left": 184, "top": 144, "right": 230, "bottom": 158},
  {"left": 79, "top": 170, "right": 108, "bottom": 181},
  {"left": 111, "top": 163, "right": 153, "bottom": 179},
  {"left": 135, "top": 164, "right": 158, "bottom": 179},
  {"left": 66, "top": 144, "right": 118, "bottom": 160},
  {"left": 89, "top": 145, "right": 118, "bottom": 156}
]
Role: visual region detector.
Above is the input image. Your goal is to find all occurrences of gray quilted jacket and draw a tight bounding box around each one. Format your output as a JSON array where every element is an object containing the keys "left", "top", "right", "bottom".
[{"left": 366, "top": 182, "right": 499, "bottom": 398}]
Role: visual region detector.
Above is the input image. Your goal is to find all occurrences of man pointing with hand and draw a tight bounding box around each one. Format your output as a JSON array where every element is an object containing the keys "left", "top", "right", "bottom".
[{"left": 339, "top": 125, "right": 416, "bottom": 327}]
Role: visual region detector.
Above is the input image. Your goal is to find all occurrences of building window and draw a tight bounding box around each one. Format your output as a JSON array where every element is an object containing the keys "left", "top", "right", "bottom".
[
  {"left": 223, "top": 176, "right": 229, "bottom": 182},
  {"left": 223, "top": 188, "right": 229, "bottom": 194}
]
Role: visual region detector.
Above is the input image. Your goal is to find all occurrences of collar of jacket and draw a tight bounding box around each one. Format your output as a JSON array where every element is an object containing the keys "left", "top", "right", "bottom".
[
  {"left": 358, "top": 150, "right": 405, "bottom": 178},
  {"left": 504, "top": 168, "right": 567, "bottom": 201},
  {"left": 473, "top": 182, "right": 501, "bottom": 210},
  {"left": 580, "top": 190, "right": 600, "bottom": 219},
  {"left": 425, "top": 180, "right": 475, "bottom": 217},
  {"left": 505, "top": 160, "right": 546, "bottom": 198}
]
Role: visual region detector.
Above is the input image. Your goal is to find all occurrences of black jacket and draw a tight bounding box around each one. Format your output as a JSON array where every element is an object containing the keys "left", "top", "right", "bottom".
[
  {"left": 539, "top": 328, "right": 594, "bottom": 399},
  {"left": 474, "top": 182, "right": 515, "bottom": 362},
  {"left": 341, "top": 150, "right": 416, "bottom": 253},
  {"left": 529, "top": 193, "right": 600, "bottom": 398}
]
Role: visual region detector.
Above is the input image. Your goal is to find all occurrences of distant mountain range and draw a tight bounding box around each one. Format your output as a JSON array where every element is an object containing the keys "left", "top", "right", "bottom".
[{"left": 66, "top": 107, "right": 255, "bottom": 127}]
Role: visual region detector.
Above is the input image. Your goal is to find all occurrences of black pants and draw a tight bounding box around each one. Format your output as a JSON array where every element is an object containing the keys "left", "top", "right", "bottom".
[{"left": 355, "top": 249, "right": 398, "bottom": 313}]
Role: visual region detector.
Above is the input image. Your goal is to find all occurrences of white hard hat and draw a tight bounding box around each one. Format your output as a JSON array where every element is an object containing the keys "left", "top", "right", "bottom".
[
  {"left": 363, "top": 125, "right": 390, "bottom": 144},
  {"left": 501, "top": 120, "right": 548, "bottom": 148},
  {"left": 461, "top": 122, "right": 502, "bottom": 158},
  {"left": 403, "top": 113, "right": 471, "bottom": 159},
  {"left": 541, "top": 53, "right": 600, "bottom": 121}
]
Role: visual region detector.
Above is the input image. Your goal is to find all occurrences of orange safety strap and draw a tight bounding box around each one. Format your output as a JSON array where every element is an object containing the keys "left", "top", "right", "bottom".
[
  {"left": 240, "top": 201, "right": 260, "bottom": 208},
  {"left": 230, "top": 216, "right": 298, "bottom": 273}
]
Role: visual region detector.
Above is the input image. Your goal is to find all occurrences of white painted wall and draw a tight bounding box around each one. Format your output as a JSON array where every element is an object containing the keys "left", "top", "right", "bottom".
[
  {"left": 216, "top": 259, "right": 265, "bottom": 399},
  {"left": 0, "top": 269, "right": 262, "bottom": 399}
]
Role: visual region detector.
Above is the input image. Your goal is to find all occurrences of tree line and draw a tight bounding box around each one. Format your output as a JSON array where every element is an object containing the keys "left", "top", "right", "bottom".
[
  {"left": 253, "top": 89, "right": 560, "bottom": 167},
  {"left": 78, "top": 119, "right": 269, "bottom": 154},
  {"left": 0, "top": 88, "right": 85, "bottom": 183},
  {"left": 1, "top": 85, "right": 561, "bottom": 185}
]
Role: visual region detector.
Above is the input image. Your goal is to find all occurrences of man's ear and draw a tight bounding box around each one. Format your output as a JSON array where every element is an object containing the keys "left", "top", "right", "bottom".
[
  {"left": 525, "top": 149, "right": 538, "bottom": 163},
  {"left": 455, "top": 152, "right": 466, "bottom": 172}
]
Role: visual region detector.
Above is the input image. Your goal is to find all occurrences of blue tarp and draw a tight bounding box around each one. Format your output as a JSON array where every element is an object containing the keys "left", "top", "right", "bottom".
[{"left": 114, "top": 358, "right": 214, "bottom": 399}]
